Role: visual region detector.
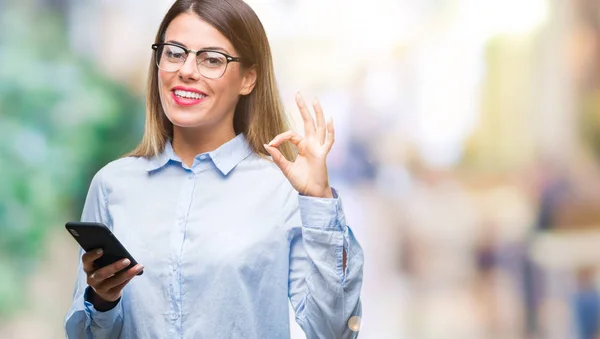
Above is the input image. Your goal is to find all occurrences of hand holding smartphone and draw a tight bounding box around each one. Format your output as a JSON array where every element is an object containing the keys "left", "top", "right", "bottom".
[{"left": 66, "top": 222, "right": 144, "bottom": 305}]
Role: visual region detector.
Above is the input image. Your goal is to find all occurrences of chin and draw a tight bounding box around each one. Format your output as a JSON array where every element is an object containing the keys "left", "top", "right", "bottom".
[
  {"left": 169, "top": 118, "right": 208, "bottom": 129},
  {"left": 164, "top": 111, "right": 206, "bottom": 129}
]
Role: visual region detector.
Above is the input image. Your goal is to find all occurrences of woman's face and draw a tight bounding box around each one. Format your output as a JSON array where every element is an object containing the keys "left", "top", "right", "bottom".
[{"left": 158, "top": 12, "right": 256, "bottom": 132}]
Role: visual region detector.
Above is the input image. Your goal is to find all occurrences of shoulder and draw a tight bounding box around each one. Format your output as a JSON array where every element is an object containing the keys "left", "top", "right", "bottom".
[
  {"left": 242, "top": 152, "right": 299, "bottom": 204},
  {"left": 242, "top": 153, "right": 290, "bottom": 183},
  {"left": 89, "top": 156, "right": 148, "bottom": 189}
]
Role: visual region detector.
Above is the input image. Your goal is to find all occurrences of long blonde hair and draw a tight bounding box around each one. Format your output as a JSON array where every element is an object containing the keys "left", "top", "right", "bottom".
[{"left": 127, "top": 0, "right": 296, "bottom": 161}]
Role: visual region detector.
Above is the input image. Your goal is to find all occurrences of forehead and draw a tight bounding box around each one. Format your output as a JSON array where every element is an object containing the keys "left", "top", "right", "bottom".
[{"left": 164, "top": 12, "right": 235, "bottom": 52}]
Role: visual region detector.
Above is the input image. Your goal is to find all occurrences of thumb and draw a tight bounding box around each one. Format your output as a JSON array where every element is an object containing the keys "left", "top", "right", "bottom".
[{"left": 264, "top": 144, "right": 291, "bottom": 175}]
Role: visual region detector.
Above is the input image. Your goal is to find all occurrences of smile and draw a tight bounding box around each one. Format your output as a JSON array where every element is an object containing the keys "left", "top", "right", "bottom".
[
  {"left": 173, "top": 90, "right": 206, "bottom": 100},
  {"left": 170, "top": 87, "right": 208, "bottom": 106}
]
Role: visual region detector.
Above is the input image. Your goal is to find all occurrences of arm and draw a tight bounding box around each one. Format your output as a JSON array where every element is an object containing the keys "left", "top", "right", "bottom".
[
  {"left": 288, "top": 189, "right": 363, "bottom": 339},
  {"left": 264, "top": 93, "right": 364, "bottom": 338},
  {"left": 64, "top": 170, "right": 124, "bottom": 339}
]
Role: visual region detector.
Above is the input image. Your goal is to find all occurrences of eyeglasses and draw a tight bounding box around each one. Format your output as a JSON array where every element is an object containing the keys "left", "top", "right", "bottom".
[{"left": 152, "top": 43, "right": 243, "bottom": 79}]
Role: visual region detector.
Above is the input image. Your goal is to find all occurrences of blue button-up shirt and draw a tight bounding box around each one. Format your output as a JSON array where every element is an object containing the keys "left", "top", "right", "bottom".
[{"left": 64, "top": 134, "right": 363, "bottom": 338}]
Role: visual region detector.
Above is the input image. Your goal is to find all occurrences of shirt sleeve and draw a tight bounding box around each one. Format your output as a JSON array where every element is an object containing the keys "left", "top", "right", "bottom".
[
  {"left": 288, "top": 188, "right": 364, "bottom": 339},
  {"left": 64, "top": 170, "right": 124, "bottom": 339}
]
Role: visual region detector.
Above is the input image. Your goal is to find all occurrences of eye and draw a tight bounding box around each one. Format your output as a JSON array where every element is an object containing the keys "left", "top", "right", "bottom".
[
  {"left": 199, "top": 52, "right": 226, "bottom": 68},
  {"left": 163, "top": 46, "right": 186, "bottom": 61},
  {"left": 206, "top": 57, "right": 223, "bottom": 65},
  {"left": 166, "top": 51, "right": 185, "bottom": 59}
]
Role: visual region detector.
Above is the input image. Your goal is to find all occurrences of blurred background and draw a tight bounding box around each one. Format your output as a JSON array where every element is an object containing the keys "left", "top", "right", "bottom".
[{"left": 2, "top": 0, "right": 600, "bottom": 338}]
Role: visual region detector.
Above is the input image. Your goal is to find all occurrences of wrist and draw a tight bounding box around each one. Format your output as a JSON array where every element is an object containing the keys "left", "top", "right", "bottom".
[
  {"left": 321, "top": 187, "right": 334, "bottom": 198},
  {"left": 85, "top": 287, "right": 120, "bottom": 312},
  {"left": 305, "top": 186, "right": 333, "bottom": 198}
]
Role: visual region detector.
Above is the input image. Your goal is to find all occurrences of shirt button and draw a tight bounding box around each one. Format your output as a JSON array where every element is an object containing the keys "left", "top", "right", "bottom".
[
  {"left": 199, "top": 154, "right": 207, "bottom": 160},
  {"left": 348, "top": 316, "right": 361, "bottom": 331}
]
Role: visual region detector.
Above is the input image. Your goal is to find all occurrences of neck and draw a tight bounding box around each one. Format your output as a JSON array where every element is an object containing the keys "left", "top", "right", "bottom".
[{"left": 172, "top": 123, "right": 236, "bottom": 167}]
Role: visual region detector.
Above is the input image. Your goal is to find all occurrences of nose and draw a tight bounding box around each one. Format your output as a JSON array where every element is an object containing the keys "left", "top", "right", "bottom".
[{"left": 178, "top": 53, "right": 201, "bottom": 81}]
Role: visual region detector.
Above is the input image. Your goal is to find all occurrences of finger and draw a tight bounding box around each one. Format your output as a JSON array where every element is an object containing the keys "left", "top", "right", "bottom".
[
  {"left": 324, "top": 117, "right": 335, "bottom": 152},
  {"left": 312, "top": 98, "right": 326, "bottom": 144},
  {"left": 268, "top": 130, "right": 303, "bottom": 148},
  {"left": 90, "top": 258, "right": 131, "bottom": 282},
  {"left": 264, "top": 144, "right": 292, "bottom": 176},
  {"left": 107, "top": 278, "right": 133, "bottom": 295},
  {"left": 96, "top": 265, "right": 144, "bottom": 293},
  {"left": 296, "top": 92, "right": 315, "bottom": 138},
  {"left": 82, "top": 249, "right": 104, "bottom": 274}
]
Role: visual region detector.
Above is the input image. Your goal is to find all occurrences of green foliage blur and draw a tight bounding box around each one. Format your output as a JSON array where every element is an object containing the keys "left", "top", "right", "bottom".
[{"left": 0, "top": 3, "right": 144, "bottom": 317}]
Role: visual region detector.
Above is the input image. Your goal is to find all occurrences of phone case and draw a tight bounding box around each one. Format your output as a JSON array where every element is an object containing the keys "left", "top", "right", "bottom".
[{"left": 65, "top": 222, "right": 143, "bottom": 275}]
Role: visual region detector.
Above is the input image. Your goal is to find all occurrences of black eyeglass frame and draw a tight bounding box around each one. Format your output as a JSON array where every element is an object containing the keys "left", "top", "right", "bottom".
[{"left": 151, "top": 42, "right": 243, "bottom": 78}]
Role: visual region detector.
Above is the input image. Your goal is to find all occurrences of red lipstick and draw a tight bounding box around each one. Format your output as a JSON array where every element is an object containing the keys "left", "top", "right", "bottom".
[{"left": 171, "top": 86, "right": 208, "bottom": 106}]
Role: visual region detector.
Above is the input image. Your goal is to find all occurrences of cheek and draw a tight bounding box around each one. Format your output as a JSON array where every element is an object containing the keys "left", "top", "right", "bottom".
[
  {"left": 215, "top": 71, "right": 244, "bottom": 97},
  {"left": 158, "top": 70, "right": 174, "bottom": 87}
]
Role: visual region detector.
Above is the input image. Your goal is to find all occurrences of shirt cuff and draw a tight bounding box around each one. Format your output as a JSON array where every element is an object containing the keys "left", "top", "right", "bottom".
[
  {"left": 83, "top": 286, "right": 122, "bottom": 328},
  {"left": 298, "top": 187, "right": 345, "bottom": 231}
]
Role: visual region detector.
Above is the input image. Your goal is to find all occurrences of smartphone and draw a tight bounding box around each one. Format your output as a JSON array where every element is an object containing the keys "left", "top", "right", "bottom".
[{"left": 65, "top": 222, "right": 143, "bottom": 275}]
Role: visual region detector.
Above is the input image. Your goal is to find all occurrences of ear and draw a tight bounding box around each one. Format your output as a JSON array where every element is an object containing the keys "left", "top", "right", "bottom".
[{"left": 239, "top": 66, "right": 257, "bottom": 96}]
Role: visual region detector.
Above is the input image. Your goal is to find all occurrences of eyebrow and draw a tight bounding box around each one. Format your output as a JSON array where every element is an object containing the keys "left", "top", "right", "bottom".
[{"left": 165, "top": 40, "right": 231, "bottom": 54}]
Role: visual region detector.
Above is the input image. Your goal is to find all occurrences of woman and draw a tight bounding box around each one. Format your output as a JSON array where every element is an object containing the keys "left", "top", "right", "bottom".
[{"left": 64, "top": 0, "right": 363, "bottom": 338}]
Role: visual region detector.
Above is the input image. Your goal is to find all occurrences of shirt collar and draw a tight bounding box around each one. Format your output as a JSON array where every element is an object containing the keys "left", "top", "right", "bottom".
[{"left": 146, "top": 133, "right": 253, "bottom": 175}]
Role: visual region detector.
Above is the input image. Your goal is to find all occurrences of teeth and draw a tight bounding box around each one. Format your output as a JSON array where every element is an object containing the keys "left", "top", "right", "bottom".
[{"left": 174, "top": 90, "right": 206, "bottom": 100}]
